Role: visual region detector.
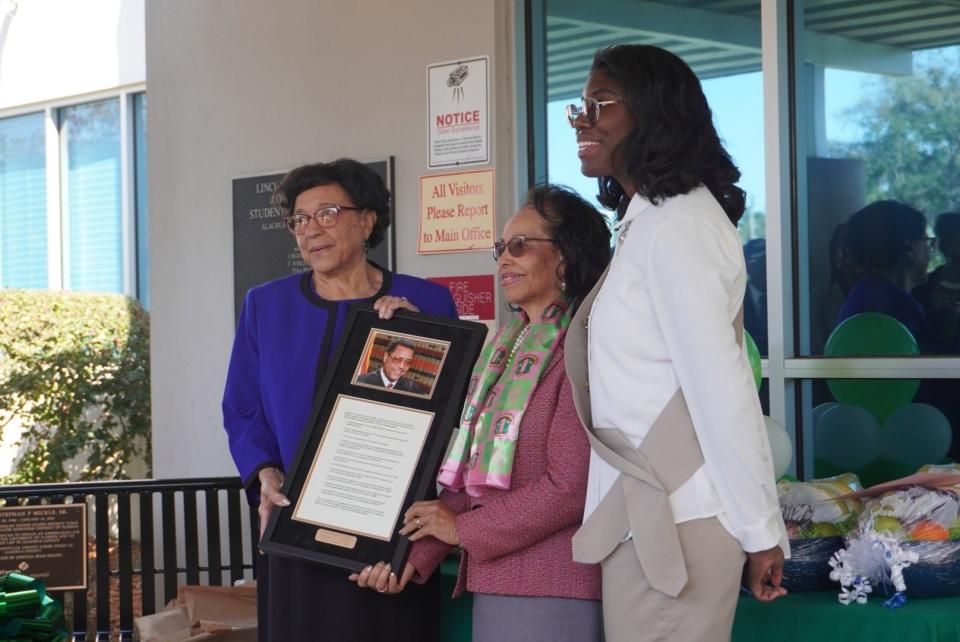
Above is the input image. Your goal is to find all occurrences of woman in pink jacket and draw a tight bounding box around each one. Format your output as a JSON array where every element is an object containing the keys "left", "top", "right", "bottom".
[{"left": 351, "top": 184, "right": 611, "bottom": 642}]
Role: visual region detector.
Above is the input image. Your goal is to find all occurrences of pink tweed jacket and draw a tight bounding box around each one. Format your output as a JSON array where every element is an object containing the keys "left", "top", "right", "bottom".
[{"left": 408, "top": 341, "right": 601, "bottom": 600}]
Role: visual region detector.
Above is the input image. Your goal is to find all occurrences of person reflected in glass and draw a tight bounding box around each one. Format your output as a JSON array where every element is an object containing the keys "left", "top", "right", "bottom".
[
  {"left": 349, "top": 185, "right": 611, "bottom": 642},
  {"left": 914, "top": 212, "right": 960, "bottom": 352},
  {"left": 567, "top": 44, "right": 789, "bottom": 642},
  {"left": 742, "top": 238, "right": 768, "bottom": 355},
  {"left": 912, "top": 212, "right": 960, "bottom": 459},
  {"left": 222, "top": 159, "right": 458, "bottom": 642},
  {"left": 811, "top": 223, "right": 864, "bottom": 354},
  {"left": 836, "top": 200, "right": 931, "bottom": 348}
]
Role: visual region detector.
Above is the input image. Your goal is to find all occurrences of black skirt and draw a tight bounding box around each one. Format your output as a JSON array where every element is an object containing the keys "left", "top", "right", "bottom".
[{"left": 258, "top": 553, "right": 442, "bottom": 642}]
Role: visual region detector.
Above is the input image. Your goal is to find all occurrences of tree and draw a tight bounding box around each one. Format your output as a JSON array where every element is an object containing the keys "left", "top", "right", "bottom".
[
  {"left": 832, "top": 48, "right": 960, "bottom": 217},
  {"left": 0, "top": 290, "right": 151, "bottom": 483}
]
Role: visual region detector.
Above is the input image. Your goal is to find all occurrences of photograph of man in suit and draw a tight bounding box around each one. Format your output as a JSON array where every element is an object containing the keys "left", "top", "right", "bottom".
[{"left": 357, "top": 338, "right": 427, "bottom": 394}]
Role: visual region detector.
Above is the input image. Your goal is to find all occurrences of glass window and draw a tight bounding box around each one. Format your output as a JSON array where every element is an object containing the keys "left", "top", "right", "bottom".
[
  {"left": 0, "top": 112, "right": 47, "bottom": 289},
  {"left": 797, "top": 2, "right": 960, "bottom": 356},
  {"left": 60, "top": 98, "right": 123, "bottom": 293},
  {"left": 541, "top": 0, "right": 769, "bottom": 354},
  {"left": 134, "top": 92, "right": 149, "bottom": 306},
  {"left": 802, "top": 377, "right": 958, "bottom": 486}
]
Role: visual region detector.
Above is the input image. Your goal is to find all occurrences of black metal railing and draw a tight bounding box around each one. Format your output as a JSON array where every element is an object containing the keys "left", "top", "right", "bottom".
[{"left": 0, "top": 477, "right": 258, "bottom": 642}]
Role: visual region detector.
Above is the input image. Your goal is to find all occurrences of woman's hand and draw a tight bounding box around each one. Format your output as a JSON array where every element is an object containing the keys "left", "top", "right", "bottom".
[
  {"left": 400, "top": 500, "right": 461, "bottom": 545},
  {"left": 743, "top": 545, "right": 787, "bottom": 602},
  {"left": 373, "top": 295, "right": 419, "bottom": 320},
  {"left": 348, "top": 561, "right": 416, "bottom": 594},
  {"left": 257, "top": 467, "right": 290, "bottom": 538}
]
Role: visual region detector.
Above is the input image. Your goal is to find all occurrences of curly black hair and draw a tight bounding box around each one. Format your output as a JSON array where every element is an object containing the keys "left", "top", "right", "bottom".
[
  {"left": 524, "top": 184, "right": 612, "bottom": 300},
  {"left": 590, "top": 45, "right": 746, "bottom": 225},
  {"left": 273, "top": 158, "right": 391, "bottom": 248}
]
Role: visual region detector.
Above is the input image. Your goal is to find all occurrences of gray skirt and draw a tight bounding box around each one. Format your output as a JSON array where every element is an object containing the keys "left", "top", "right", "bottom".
[{"left": 472, "top": 593, "right": 603, "bottom": 642}]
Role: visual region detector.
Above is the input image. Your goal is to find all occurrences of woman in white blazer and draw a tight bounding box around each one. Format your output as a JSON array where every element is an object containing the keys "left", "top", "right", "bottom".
[{"left": 563, "top": 44, "right": 789, "bottom": 642}]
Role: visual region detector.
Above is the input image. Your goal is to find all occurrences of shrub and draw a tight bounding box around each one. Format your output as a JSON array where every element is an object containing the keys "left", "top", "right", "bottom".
[{"left": 0, "top": 289, "right": 151, "bottom": 483}]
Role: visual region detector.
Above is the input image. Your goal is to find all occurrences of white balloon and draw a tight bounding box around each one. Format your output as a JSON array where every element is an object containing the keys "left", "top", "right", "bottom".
[
  {"left": 814, "top": 404, "right": 881, "bottom": 471},
  {"left": 764, "top": 415, "right": 793, "bottom": 479},
  {"left": 881, "top": 403, "right": 952, "bottom": 468}
]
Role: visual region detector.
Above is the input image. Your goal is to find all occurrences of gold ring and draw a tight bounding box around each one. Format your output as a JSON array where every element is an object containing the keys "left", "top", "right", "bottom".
[{"left": 416, "top": 518, "right": 422, "bottom": 529}]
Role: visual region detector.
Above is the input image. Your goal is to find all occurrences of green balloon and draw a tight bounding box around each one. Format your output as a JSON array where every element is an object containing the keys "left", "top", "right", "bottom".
[
  {"left": 824, "top": 313, "right": 920, "bottom": 422},
  {"left": 744, "top": 330, "right": 762, "bottom": 391}
]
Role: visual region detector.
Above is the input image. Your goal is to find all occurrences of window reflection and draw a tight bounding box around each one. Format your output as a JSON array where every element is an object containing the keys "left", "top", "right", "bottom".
[
  {"left": 542, "top": 1, "right": 768, "bottom": 350},
  {"left": 799, "top": 0, "right": 960, "bottom": 355},
  {"left": 61, "top": 98, "right": 122, "bottom": 293},
  {"left": 805, "top": 377, "right": 958, "bottom": 487},
  {"left": 0, "top": 112, "right": 47, "bottom": 289}
]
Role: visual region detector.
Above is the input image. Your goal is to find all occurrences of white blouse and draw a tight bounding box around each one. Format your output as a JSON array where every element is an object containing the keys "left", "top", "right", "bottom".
[{"left": 585, "top": 187, "right": 787, "bottom": 554}]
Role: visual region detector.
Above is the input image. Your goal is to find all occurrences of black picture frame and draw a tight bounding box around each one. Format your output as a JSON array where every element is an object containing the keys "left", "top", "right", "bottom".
[{"left": 260, "top": 304, "right": 486, "bottom": 572}]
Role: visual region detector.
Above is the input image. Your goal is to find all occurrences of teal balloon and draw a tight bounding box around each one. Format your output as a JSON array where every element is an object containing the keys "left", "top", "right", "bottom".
[
  {"left": 744, "top": 330, "right": 762, "bottom": 391},
  {"left": 824, "top": 313, "right": 920, "bottom": 422},
  {"left": 814, "top": 403, "right": 880, "bottom": 472},
  {"left": 812, "top": 402, "right": 839, "bottom": 427},
  {"left": 881, "top": 403, "right": 952, "bottom": 468}
]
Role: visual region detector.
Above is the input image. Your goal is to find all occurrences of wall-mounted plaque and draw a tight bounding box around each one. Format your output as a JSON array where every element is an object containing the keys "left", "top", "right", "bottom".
[
  {"left": 261, "top": 305, "right": 486, "bottom": 572},
  {"left": 231, "top": 158, "right": 396, "bottom": 323},
  {"left": 0, "top": 503, "right": 87, "bottom": 590}
]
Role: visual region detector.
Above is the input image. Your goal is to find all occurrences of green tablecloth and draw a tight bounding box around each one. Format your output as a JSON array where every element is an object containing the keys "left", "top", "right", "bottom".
[
  {"left": 734, "top": 591, "right": 960, "bottom": 642},
  {"left": 440, "top": 560, "right": 472, "bottom": 642},
  {"left": 441, "top": 561, "right": 960, "bottom": 642}
]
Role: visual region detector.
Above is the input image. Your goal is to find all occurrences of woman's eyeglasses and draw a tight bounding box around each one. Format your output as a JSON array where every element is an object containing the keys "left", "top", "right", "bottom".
[
  {"left": 493, "top": 236, "right": 556, "bottom": 260},
  {"left": 564, "top": 97, "right": 626, "bottom": 127},
  {"left": 284, "top": 205, "right": 364, "bottom": 233}
]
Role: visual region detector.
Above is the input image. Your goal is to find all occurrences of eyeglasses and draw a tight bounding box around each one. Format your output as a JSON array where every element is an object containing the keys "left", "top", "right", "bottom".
[
  {"left": 284, "top": 205, "right": 364, "bottom": 233},
  {"left": 493, "top": 236, "right": 556, "bottom": 260},
  {"left": 564, "top": 97, "right": 626, "bottom": 127},
  {"left": 385, "top": 353, "right": 414, "bottom": 366}
]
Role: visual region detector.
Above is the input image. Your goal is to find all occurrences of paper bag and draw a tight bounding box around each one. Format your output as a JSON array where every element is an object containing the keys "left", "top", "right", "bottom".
[{"left": 134, "top": 583, "right": 257, "bottom": 642}]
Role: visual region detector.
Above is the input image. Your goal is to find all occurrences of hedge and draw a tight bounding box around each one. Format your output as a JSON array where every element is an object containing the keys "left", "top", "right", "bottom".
[{"left": 0, "top": 289, "right": 151, "bottom": 483}]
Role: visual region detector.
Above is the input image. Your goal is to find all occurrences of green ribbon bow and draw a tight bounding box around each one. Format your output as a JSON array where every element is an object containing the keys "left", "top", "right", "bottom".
[{"left": 0, "top": 573, "right": 69, "bottom": 642}]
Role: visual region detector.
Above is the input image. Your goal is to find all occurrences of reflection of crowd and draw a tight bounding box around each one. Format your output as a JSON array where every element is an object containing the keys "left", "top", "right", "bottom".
[
  {"left": 835, "top": 200, "right": 932, "bottom": 348},
  {"left": 821, "top": 203, "right": 958, "bottom": 354},
  {"left": 915, "top": 212, "right": 960, "bottom": 352},
  {"left": 743, "top": 203, "right": 959, "bottom": 464},
  {"left": 743, "top": 204, "right": 960, "bottom": 355}
]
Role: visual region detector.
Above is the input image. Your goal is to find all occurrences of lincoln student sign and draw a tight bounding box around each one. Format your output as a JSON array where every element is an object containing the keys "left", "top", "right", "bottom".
[{"left": 418, "top": 169, "right": 495, "bottom": 254}]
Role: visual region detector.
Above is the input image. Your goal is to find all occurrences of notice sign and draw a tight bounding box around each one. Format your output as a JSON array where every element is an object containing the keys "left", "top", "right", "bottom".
[
  {"left": 0, "top": 504, "right": 87, "bottom": 590},
  {"left": 419, "top": 169, "right": 495, "bottom": 254},
  {"left": 427, "top": 275, "right": 495, "bottom": 321},
  {"left": 427, "top": 56, "right": 489, "bottom": 168}
]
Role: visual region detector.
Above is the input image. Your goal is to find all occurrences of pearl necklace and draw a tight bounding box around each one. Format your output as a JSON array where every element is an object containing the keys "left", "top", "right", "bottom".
[{"left": 509, "top": 324, "right": 531, "bottom": 361}]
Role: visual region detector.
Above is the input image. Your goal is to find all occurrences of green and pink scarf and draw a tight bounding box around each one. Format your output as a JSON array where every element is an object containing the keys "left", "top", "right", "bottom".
[{"left": 438, "top": 298, "right": 573, "bottom": 496}]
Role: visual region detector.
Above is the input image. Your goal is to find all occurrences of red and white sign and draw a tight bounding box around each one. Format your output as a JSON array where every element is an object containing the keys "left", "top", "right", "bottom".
[{"left": 427, "top": 275, "right": 496, "bottom": 320}]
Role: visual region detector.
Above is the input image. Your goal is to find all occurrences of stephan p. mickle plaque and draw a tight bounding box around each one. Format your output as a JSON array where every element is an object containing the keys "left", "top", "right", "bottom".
[{"left": 0, "top": 503, "right": 87, "bottom": 590}]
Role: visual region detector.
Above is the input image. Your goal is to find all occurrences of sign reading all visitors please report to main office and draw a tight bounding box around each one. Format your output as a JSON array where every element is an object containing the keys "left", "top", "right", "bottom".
[{"left": 418, "top": 169, "right": 495, "bottom": 254}]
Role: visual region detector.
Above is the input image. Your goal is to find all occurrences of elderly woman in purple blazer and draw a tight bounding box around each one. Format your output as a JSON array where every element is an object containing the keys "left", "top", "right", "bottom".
[
  {"left": 351, "top": 185, "right": 611, "bottom": 642},
  {"left": 222, "top": 159, "right": 458, "bottom": 642}
]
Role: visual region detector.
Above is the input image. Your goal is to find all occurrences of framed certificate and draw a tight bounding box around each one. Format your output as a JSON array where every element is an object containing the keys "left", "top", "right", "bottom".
[{"left": 260, "top": 304, "right": 487, "bottom": 571}]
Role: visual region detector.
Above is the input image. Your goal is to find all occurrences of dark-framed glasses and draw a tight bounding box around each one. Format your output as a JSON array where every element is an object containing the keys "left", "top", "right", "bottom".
[
  {"left": 493, "top": 236, "right": 556, "bottom": 260},
  {"left": 564, "top": 97, "right": 626, "bottom": 127},
  {"left": 283, "top": 205, "right": 364, "bottom": 233}
]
